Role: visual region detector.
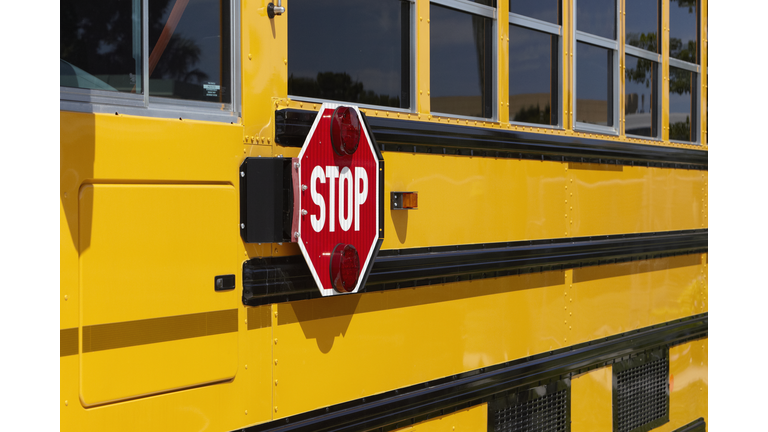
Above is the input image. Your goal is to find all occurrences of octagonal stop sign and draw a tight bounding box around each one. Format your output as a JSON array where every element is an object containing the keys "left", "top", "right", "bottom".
[{"left": 291, "top": 103, "right": 384, "bottom": 296}]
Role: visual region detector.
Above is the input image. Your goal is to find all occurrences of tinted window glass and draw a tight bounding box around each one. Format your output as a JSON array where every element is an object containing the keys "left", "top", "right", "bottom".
[
  {"left": 577, "top": 0, "right": 615, "bottom": 39},
  {"left": 61, "top": 0, "right": 142, "bottom": 92},
  {"left": 670, "top": 0, "right": 698, "bottom": 64},
  {"left": 431, "top": 5, "right": 492, "bottom": 118},
  {"left": 626, "top": 0, "right": 658, "bottom": 53},
  {"left": 288, "top": 0, "right": 409, "bottom": 109},
  {"left": 470, "top": 0, "right": 495, "bottom": 6},
  {"left": 509, "top": 25, "right": 558, "bottom": 126},
  {"left": 576, "top": 42, "right": 612, "bottom": 126},
  {"left": 148, "top": 0, "right": 231, "bottom": 103},
  {"left": 625, "top": 55, "right": 657, "bottom": 137},
  {"left": 510, "top": 0, "right": 560, "bottom": 24},
  {"left": 669, "top": 66, "right": 696, "bottom": 141}
]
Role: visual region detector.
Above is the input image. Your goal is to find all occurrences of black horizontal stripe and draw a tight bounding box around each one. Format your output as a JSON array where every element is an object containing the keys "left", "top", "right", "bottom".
[
  {"left": 274, "top": 109, "right": 707, "bottom": 169},
  {"left": 236, "top": 314, "right": 708, "bottom": 432},
  {"left": 673, "top": 418, "right": 706, "bottom": 432},
  {"left": 242, "top": 229, "right": 707, "bottom": 306}
]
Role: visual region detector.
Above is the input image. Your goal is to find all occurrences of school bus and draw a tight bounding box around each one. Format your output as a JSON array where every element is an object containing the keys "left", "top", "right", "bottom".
[{"left": 60, "top": 0, "right": 708, "bottom": 431}]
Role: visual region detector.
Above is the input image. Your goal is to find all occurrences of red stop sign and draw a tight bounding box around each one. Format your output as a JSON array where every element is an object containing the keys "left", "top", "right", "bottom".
[{"left": 292, "top": 104, "right": 383, "bottom": 296}]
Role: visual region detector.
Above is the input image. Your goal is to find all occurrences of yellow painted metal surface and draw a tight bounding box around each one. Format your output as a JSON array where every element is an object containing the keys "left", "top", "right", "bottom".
[
  {"left": 661, "top": 0, "right": 670, "bottom": 142},
  {"left": 498, "top": 0, "right": 509, "bottom": 124},
  {"left": 571, "top": 254, "right": 706, "bottom": 344},
  {"left": 417, "top": 0, "right": 431, "bottom": 115},
  {"left": 60, "top": 0, "right": 709, "bottom": 429},
  {"left": 567, "top": 164, "right": 707, "bottom": 236},
  {"left": 393, "top": 403, "right": 488, "bottom": 432},
  {"left": 654, "top": 339, "right": 709, "bottom": 431},
  {"left": 383, "top": 152, "right": 567, "bottom": 249},
  {"left": 571, "top": 366, "right": 613, "bottom": 432},
  {"left": 273, "top": 271, "right": 566, "bottom": 417}
]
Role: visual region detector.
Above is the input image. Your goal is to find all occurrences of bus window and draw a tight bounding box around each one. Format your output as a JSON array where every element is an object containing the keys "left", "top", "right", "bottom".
[
  {"left": 61, "top": 0, "right": 143, "bottom": 93},
  {"left": 288, "top": 0, "right": 411, "bottom": 109},
  {"left": 509, "top": 0, "right": 561, "bottom": 127},
  {"left": 574, "top": 0, "right": 618, "bottom": 132},
  {"left": 625, "top": 0, "right": 660, "bottom": 139},
  {"left": 148, "top": 0, "right": 231, "bottom": 103},
  {"left": 430, "top": 2, "right": 494, "bottom": 119},
  {"left": 668, "top": 0, "right": 699, "bottom": 143}
]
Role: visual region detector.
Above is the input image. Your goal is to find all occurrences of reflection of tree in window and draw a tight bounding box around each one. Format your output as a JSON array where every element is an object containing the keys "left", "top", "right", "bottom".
[
  {"left": 669, "top": 67, "right": 692, "bottom": 141},
  {"left": 625, "top": 33, "right": 657, "bottom": 53},
  {"left": 148, "top": 0, "right": 229, "bottom": 102},
  {"left": 288, "top": 73, "right": 400, "bottom": 107},
  {"left": 60, "top": 0, "right": 141, "bottom": 92}
]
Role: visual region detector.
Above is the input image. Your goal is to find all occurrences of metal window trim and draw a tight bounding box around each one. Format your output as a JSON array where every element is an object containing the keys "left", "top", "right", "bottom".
[
  {"left": 60, "top": 100, "right": 240, "bottom": 123},
  {"left": 60, "top": 0, "right": 240, "bottom": 122},
  {"left": 430, "top": 111, "right": 496, "bottom": 122},
  {"left": 287, "top": 96, "right": 415, "bottom": 114},
  {"left": 430, "top": 0, "right": 496, "bottom": 18},
  {"left": 60, "top": 87, "right": 146, "bottom": 107},
  {"left": 575, "top": 30, "right": 619, "bottom": 50},
  {"left": 509, "top": 13, "right": 561, "bottom": 35},
  {"left": 625, "top": 45, "right": 661, "bottom": 63},
  {"left": 669, "top": 57, "right": 700, "bottom": 73},
  {"left": 574, "top": 121, "right": 619, "bottom": 136},
  {"left": 148, "top": 95, "right": 234, "bottom": 111}
]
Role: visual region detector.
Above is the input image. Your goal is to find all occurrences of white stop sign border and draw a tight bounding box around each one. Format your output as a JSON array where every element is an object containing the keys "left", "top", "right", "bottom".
[{"left": 294, "top": 103, "right": 383, "bottom": 296}]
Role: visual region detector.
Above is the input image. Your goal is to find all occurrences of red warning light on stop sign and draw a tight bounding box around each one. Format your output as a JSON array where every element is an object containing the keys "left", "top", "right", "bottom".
[{"left": 293, "top": 104, "right": 383, "bottom": 296}]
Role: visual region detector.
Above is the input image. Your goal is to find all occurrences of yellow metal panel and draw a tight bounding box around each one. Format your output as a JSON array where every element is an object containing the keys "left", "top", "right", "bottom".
[
  {"left": 564, "top": 0, "right": 572, "bottom": 130},
  {"left": 619, "top": 0, "right": 626, "bottom": 137},
  {"left": 498, "top": 0, "right": 509, "bottom": 124},
  {"left": 571, "top": 255, "right": 704, "bottom": 344},
  {"left": 417, "top": 0, "right": 431, "bottom": 115},
  {"left": 78, "top": 184, "right": 240, "bottom": 405},
  {"left": 61, "top": 199, "right": 79, "bottom": 329},
  {"left": 571, "top": 366, "right": 612, "bottom": 432},
  {"left": 393, "top": 403, "right": 488, "bottom": 432},
  {"left": 79, "top": 184, "right": 238, "bottom": 324},
  {"left": 81, "top": 333, "right": 238, "bottom": 406},
  {"left": 568, "top": 164, "right": 705, "bottom": 236},
  {"left": 273, "top": 271, "right": 566, "bottom": 417},
  {"left": 60, "top": 111, "right": 243, "bottom": 184},
  {"left": 241, "top": 0, "right": 287, "bottom": 144},
  {"left": 651, "top": 339, "right": 708, "bottom": 431},
  {"left": 383, "top": 152, "right": 567, "bottom": 249}
]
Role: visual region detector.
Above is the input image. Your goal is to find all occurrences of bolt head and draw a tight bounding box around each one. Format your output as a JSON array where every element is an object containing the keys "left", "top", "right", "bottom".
[
  {"left": 240, "top": 223, "right": 245, "bottom": 229},
  {"left": 240, "top": 171, "right": 245, "bottom": 177},
  {"left": 302, "top": 184, "right": 308, "bottom": 191}
]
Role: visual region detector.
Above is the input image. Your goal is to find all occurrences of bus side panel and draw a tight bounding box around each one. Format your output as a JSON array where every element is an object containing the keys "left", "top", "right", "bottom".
[
  {"left": 653, "top": 339, "right": 709, "bottom": 432},
  {"left": 571, "top": 366, "right": 613, "bottom": 432},
  {"left": 393, "top": 403, "right": 488, "bottom": 431},
  {"left": 79, "top": 184, "right": 239, "bottom": 405}
]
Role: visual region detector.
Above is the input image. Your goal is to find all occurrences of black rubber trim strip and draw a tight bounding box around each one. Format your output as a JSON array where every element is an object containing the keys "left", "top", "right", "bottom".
[
  {"left": 235, "top": 314, "right": 708, "bottom": 432},
  {"left": 274, "top": 109, "right": 708, "bottom": 169},
  {"left": 672, "top": 418, "right": 706, "bottom": 432},
  {"left": 242, "top": 229, "right": 707, "bottom": 306}
]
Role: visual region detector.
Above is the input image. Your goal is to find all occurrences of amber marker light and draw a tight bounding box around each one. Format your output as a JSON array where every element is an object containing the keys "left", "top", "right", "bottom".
[
  {"left": 330, "top": 106, "right": 360, "bottom": 155},
  {"left": 329, "top": 243, "right": 361, "bottom": 293}
]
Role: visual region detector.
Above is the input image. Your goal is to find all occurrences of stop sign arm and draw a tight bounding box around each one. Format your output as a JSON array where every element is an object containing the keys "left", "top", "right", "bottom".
[{"left": 360, "top": 111, "right": 385, "bottom": 243}]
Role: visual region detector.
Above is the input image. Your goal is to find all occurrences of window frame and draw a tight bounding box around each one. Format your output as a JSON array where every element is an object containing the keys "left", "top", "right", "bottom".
[
  {"left": 429, "top": 0, "right": 498, "bottom": 121},
  {"left": 667, "top": 0, "right": 701, "bottom": 145},
  {"left": 508, "top": 4, "right": 563, "bottom": 129},
  {"left": 573, "top": 0, "right": 620, "bottom": 136},
  {"left": 623, "top": 0, "right": 662, "bottom": 141},
  {"left": 59, "top": 0, "right": 241, "bottom": 123},
  {"left": 287, "top": 0, "right": 417, "bottom": 114}
]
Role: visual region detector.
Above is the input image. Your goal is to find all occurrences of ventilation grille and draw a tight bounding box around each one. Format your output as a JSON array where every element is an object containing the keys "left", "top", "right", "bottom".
[
  {"left": 613, "top": 348, "right": 669, "bottom": 432},
  {"left": 489, "top": 379, "right": 570, "bottom": 432}
]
